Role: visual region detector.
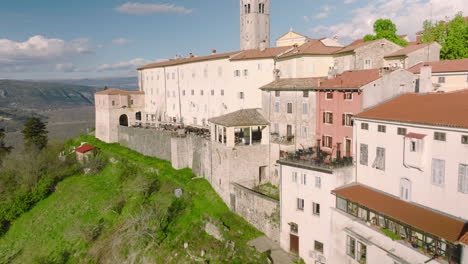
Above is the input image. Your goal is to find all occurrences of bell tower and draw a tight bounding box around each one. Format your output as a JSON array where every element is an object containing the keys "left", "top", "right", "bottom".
[{"left": 240, "top": 0, "right": 270, "bottom": 50}]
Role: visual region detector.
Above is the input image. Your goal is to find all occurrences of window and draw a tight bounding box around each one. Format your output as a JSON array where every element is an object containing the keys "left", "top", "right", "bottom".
[
  {"left": 302, "top": 103, "right": 309, "bottom": 115},
  {"left": 323, "top": 135, "right": 332, "bottom": 148},
  {"left": 361, "top": 123, "right": 369, "bottom": 130},
  {"left": 243, "top": 69, "right": 248, "bottom": 76},
  {"left": 357, "top": 242, "right": 367, "bottom": 263},
  {"left": 360, "top": 144, "right": 368, "bottom": 166},
  {"left": 438, "top": 76, "right": 445, "bottom": 83},
  {"left": 314, "top": 240, "right": 324, "bottom": 253},
  {"left": 325, "top": 92, "right": 333, "bottom": 99},
  {"left": 372, "top": 147, "right": 385, "bottom": 170},
  {"left": 182, "top": 90, "right": 186, "bottom": 96},
  {"left": 172, "top": 73, "right": 175, "bottom": 79},
  {"left": 129, "top": 99, "right": 134, "bottom": 105},
  {"left": 344, "top": 92, "right": 353, "bottom": 100},
  {"left": 290, "top": 222, "right": 298, "bottom": 234},
  {"left": 303, "top": 91, "right": 309, "bottom": 98},
  {"left": 343, "top": 113, "right": 353, "bottom": 126},
  {"left": 221, "top": 89, "right": 225, "bottom": 96},
  {"left": 292, "top": 171, "right": 298, "bottom": 183},
  {"left": 204, "top": 68, "right": 208, "bottom": 78},
  {"left": 432, "top": 159, "right": 445, "bottom": 186},
  {"left": 198, "top": 90, "right": 203, "bottom": 96},
  {"left": 323, "top": 112, "right": 333, "bottom": 124},
  {"left": 410, "top": 141, "right": 417, "bottom": 152},
  {"left": 364, "top": 58, "right": 372, "bottom": 69},
  {"left": 211, "top": 89, "right": 214, "bottom": 96},
  {"left": 297, "top": 198, "right": 304, "bottom": 211},
  {"left": 462, "top": 135, "right": 468, "bottom": 144},
  {"left": 274, "top": 102, "right": 280, "bottom": 112},
  {"left": 234, "top": 70, "right": 240, "bottom": 77},
  {"left": 217, "top": 66, "right": 223, "bottom": 77},
  {"left": 400, "top": 178, "right": 412, "bottom": 201},
  {"left": 274, "top": 123, "right": 279, "bottom": 133},
  {"left": 312, "top": 203, "right": 320, "bottom": 216},
  {"left": 397, "top": 127, "right": 407, "bottom": 135},
  {"left": 301, "top": 126, "right": 308, "bottom": 138},
  {"left": 337, "top": 197, "right": 347, "bottom": 211},
  {"left": 275, "top": 90, "right": 280, "bottom": 97},
  {"left": 346, "top": 236, "right": 356, "bottom": 258},
  {"left": 112, "top": 100, "right": 115, "bottom": 106},
  {"left": 459, "top": 164, "right": 468, "bottom": 193},
  {"left": 287, "top": 103, "right": 293, "bottom": 113},
  {"left": 191, "top": 90, "right": 195, "bottom": 95},
  {"left": 239, "top": 92, "right": 244, "bottom": 99},
  {"left": 434, "top": 132, "right": 446, "bottom": 141},
  {"left": 377, "top": 125, "right": 386, "bottom": 133},
  {"left": 300, "top": 173, "right": 307, "bottom": 185},
  {"left": 315, "top": 176, "right": 321, "bottom": 188}
]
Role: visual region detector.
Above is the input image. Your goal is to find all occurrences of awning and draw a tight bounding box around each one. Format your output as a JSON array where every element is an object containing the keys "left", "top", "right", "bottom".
[
  {"left": 405, "top": 132, "right": 427, "bottom": 139},
  {"left": 332, "top": 184, "right": 467, "bottom": 243}
]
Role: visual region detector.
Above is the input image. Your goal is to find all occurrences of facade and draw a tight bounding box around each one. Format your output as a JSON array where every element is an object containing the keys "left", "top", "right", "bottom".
[
  {"left": 384, "top": 42, "right": 441, "bottom": 69},
  {"left": 240, "top": 0, "right": 270, "bottom": 50},
  {"left": 327, "top": 91, "right": 468, "bottom": 264},
  {"left": 315, "top": 68, "right": 416, "bottom": 159},
  {"left": 408, "top": 59, "right": 468, "bottom": 93},
  {"left": 276, "top": 31, "right": 308, "bottom": 47}
]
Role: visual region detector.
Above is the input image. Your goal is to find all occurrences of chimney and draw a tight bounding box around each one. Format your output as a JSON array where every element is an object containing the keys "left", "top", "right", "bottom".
[
  {"left": 211, "top": 49, "right": 217, "bottom": 55},
  {"left": 419, "top": 64, "right": 433, "bottom": 93},
  {"left": 259, "top": 40, "right": 267, "bottom": 51}
]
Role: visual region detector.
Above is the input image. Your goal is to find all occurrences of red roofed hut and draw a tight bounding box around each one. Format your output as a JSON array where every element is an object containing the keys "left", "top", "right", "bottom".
[{"left": 74, "top": 144, "right": 96, "bottom": 162}]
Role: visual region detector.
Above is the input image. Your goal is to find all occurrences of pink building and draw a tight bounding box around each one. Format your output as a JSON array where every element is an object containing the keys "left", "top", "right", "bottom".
[{"left": 316, "top": 68, "right": 416, "bottom": 159}]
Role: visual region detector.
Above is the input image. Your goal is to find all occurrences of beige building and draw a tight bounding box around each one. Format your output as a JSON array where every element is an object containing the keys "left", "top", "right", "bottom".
[
  {"left": 276, "top": 30, "right": 308, "bottom": 47},
  {"left": 408, "top": 58, "right": 468, "bottom": 93}
]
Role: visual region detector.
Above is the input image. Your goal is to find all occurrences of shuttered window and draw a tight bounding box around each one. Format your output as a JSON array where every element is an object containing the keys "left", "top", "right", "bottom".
[
  {"left": 287, "top": 103, "right": 293, "bottom": 113},
  {"left": 323, "top": 112, "right": 333, "bottom": 124},
  {"left": 302, "top": 103, "right": 309, "bottom": 115},
  {"left": 274, "top": 102, "right": 280, "bottom": 112},
  {"left": 360, "top": 144, "right": 368, "bottom": 166},
  {"left": 431, "top": 159, "right": 445, "bottom": 186},
  {"left": 372, "top": 147, "right": 385, "bottom": 171},
  {"left": 459, "top": 164, "right": 468, "bottom": 193},
  {"left": 315, "top": 176, "right": 321, "bottom": 188},
  {"left": 297, "top": 198, "right": 304, "bottom": 211},
  {"left": 300, "top": 173, "right": 307, "bottom": 185},
  {"left": 292, "top": 171, "right": 298, "bottom": 183}
]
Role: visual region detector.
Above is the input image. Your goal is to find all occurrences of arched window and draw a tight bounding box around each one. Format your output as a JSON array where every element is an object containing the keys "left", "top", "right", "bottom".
[
  {"left": 119, "top": 114, "right": 128, "bottom": 127},
  {"left": 400, "top": 178, "right": 412, "bottom": 201},
  {"left": 247, "top": 4, "right": 251, "bottom": 13}
]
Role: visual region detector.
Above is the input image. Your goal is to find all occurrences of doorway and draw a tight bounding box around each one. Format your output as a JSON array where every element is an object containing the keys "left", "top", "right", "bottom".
[
  {"left": 290, "top": 234, "right": 299, "bottom": 254},
  {"left": 345, "top": 138, "right": 352, "bottom": 157}
]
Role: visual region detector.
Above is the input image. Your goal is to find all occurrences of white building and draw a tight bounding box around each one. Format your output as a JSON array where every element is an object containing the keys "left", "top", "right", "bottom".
[{"left": 328, "top": 90, "right": 468, "bottom": 264}]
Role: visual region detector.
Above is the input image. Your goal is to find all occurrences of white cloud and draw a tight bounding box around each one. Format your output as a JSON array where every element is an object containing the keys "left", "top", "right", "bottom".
[
  {"left": 112, "top": 38, "right": 132, "bottom": 45},
  {"left": 314, "top": 12, "right": 328, "bottom": 19},
  {"left": 55, "top": 63, "right": 78, "bottom": 72},
  {"left": 313, "top": 5, "right": 335, "bottom": 19},
  {"left": 303, "top": 16, "right": 310, "bottom": 22},
  {"left": 0, "top": 35, "right": 91, "bottom": 66},
  {"left": 96, "top": 58, "right": 153, "bottom": 72},
  {"left": 344, "top": 0, "right": 357, "bottom": 4},
  {"left": 310, "top": 0, "right": 468, "bottom": 42},
  {"left": 115, "top": 2, "right": 192, "bottom": 15}
]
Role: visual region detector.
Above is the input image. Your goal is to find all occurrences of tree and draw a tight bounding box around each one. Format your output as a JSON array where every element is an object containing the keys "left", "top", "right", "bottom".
[
  {"left": 363, "top": 19, "right": 408, "bottom": 46},
  {"left": 21, "top": 117, "right": 48, "bottom": 150},
  {"left": 103, "top": 86, "right": 109, "bottom": 90},
  {"left": 0, "top": 128, "right": 13, "bottom": 164},
  {"left": 420, "top": 12, "right": 468, "bottom": 60}
]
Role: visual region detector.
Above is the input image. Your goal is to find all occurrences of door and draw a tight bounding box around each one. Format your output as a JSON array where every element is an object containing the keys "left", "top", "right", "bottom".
[
  {"left": 290, "top": 234, "right": 299, "bottom": 254},
  {"left": 400, "top": 178, "right": 411, "bottom": 201},
  {"left": 346, "top": 138, "right": 352, "bottom": 157}
]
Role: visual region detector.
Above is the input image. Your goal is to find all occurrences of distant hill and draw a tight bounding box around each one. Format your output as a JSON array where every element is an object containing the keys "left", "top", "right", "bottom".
[
  {"left": 0, "top": 79, "right": 99, "bottom": 110},
  {"left": 44, "top": 77, "right": 139, "bottom": 91}
]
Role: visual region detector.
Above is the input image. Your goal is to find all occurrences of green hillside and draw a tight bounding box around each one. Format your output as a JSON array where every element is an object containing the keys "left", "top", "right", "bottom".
[{"left": 0, "top": 135, "right": 266, "bottom": 264}]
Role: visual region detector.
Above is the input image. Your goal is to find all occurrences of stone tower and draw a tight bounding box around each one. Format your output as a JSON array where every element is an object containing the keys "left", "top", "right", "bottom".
[{"left": 240, "top": 0, "right": 270, "bottom": 50}]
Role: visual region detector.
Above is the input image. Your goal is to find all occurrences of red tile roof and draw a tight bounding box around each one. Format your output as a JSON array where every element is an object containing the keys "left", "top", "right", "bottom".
[
  {"left": 230, "top": 46, "right": 292, "bottom": 60},
  {"left": 332, "top": 184, "right": 467, "bottom": 243},
  {"left": 278, "top": 39, "right": 342, "bottom": 58},
  {"left": 95, "top": 88, "right": 144, "bottom": 95},
  {"left": 356, "top": 92, "right": 468, "bottom": 129},
  {"left": 319, "top": 69, "right": 384, "bottom": 89},
  {"left": 260, "top": 77, "right": 324, "bottom": 90},
  {"left": 460, "top": 232, "right": 468, "bottom": 245},
  {"left": 138, "top": 51, "right": 241, "bottom": 70},
  {"left": 384, "top": 43, "right": 435, "bottom": 58},
  {"left": 75, "top": 144, "right": 95, "bottom": 153},
  {"left": 408, "top": 59, "right": 468, "bottom": 74}
]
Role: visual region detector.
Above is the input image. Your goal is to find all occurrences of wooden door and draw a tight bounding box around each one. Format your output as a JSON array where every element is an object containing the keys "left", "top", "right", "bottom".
[
  {"left": 346, "top": 138, "right": 352, "bottom": 157},
  {"left": 290, "top": 234, "right": 299, "bottom": 254}
]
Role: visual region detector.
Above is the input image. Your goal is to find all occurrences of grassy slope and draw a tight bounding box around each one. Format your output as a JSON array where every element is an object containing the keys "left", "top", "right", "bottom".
[{"left": 0, "top": 135, "right": 265, "bottom": 264}]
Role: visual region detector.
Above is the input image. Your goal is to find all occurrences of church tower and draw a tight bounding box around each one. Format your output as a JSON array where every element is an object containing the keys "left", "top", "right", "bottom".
[{"left": 240, "top": 0, "right": 270, "bottom": 50}]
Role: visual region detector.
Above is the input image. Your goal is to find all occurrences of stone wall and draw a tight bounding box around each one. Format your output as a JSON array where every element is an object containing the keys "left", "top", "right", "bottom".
[
  {"left": 118, "top": 126, "right": 172, "bottom": 161},
  {"left": 231, "top": 183, "right": 280, "bottom": 242}
]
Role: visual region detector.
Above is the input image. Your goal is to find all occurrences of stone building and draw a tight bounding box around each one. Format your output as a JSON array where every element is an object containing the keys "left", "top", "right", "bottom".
[
  {"left": 384, "top": 42, "right": 441, "bottom": 69},
  {"left": 240, "top": 0, "right": 270, "bottom": 50}
]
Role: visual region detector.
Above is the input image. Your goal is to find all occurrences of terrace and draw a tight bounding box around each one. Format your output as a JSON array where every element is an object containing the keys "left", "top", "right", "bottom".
[{"left": 278, "top": 147, "right": 354, "bottom": 172}]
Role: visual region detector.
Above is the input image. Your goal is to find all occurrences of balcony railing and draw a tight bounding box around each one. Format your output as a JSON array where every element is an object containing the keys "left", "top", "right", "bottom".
[{"left": 279, "top": 149, "right": 354, "bottom": 170}]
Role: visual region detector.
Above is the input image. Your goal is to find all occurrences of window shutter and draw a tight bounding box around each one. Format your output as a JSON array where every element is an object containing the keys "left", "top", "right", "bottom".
[
  {"left": 459, "top": 165, "right": 467, "bottom": 193},
  {"left": 342, "top": 114, "right": 345, "bottom": 126},
  {"left": 322, "top": 135, "right": 325, "bottom": 147},
  {"left": 323, "top": 112, "right": 326, "bottom": 123},
  {"left": 330, "top": 113, "right": 333, "bottom": 124}
]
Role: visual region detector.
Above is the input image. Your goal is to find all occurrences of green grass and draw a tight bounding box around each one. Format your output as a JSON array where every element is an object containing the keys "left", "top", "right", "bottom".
[{"left": 0, "top": 135, "right": 266, "bottom": 263}]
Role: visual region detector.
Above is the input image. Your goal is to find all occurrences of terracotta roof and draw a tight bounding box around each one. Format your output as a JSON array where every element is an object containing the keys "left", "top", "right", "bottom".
[
  {"left": 95, "top": 88, "right": 144, "bottom": 95},
  {"left": 384, "top": 43, "right": 435, "bottom": 57},
  {"left": 460, "top": 232, "right": 468, "bottom": 245},
  {"left": 332, "top": 184, "right": 467, "bottom": 243},
  {"left": 335, "top": 39, "right": 385, "bottom": 54},
  {"left": 408, "top": 59, "right": 468, "bottom": 74},
  {"left": 279, "top": 40, "right": 342, "bottom": 58},
  {"left": 208, "top": 108, "right": 269, "bottom": 127},
  {"left": 138, "top": 51, "right": 241, "bottom": 70},
  {"left": 319, "top": 69, "right": 384, "bottom": 89},
  {"left": 355, "top": 92, "right": 468, "bottom": 129},
  {"left": 230, "top": 46, "right": 292, "bottom": 60},
  {"left": 260, "top": 78, "right": 323, "bottom": 90},
  {"left": 75, "top": 144, "right": 95, "bottom": 153}
]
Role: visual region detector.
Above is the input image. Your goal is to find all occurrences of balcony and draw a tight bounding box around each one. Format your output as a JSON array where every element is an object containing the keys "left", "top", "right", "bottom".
[{"left": 278, "top": 148, "right": 354, "bottom": 172}]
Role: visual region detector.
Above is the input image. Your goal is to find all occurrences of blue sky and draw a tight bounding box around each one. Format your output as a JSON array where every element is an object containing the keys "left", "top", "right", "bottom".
[{"left": 0, "top": 0, "right": 465, "bottom": 80}]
